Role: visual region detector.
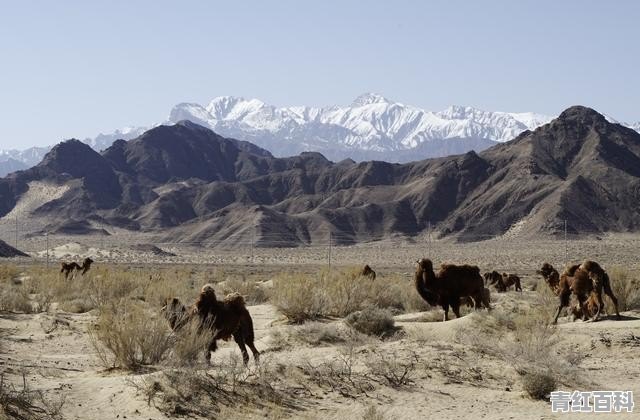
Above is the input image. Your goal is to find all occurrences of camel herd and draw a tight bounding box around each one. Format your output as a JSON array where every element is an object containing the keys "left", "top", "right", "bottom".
[
  {"left": 53, "top": 256, "right": 620, "bottom": 364},
  {"left": 413, "top": 258, "right": 620, "bottom": 324}
]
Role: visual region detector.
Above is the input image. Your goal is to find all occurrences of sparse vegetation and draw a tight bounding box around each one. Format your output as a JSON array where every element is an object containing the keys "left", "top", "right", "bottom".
[
  {"left": 522, "top": 371, "right": 556, "bottom": 400},
  {"left": 89, "top": 300, "right": 173, "bottom": 370},
  {"left": 0, "top": 373, "right": 65, "bottom": 420},
  {"left": 271, "top": 268, "right": 427, "bottom": 323},
  {"left": 223, "top": 276, "right": 269, "bottom": 304},
  {"left": 345, "top": 306, "right": 396, "bottom": 337},
  {"left": 608, "top": 267, "right": 640, "bottom": 312}
]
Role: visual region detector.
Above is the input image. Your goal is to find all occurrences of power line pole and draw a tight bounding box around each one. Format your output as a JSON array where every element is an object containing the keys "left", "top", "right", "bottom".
[
  {"left": 564, "top": 219, "right": 568, "bottom": 267},
  {"left": 45, "top": 233, "right": 50, "bottom": 268},
  {"left": 328, "top": 231, "right": 332, "bottom": 273},
  {"left": 14, "top": 213, "right": 18, "bottom": 250},
  {"left": 250, "top": 225, "right": 254, "bottom": 264}
]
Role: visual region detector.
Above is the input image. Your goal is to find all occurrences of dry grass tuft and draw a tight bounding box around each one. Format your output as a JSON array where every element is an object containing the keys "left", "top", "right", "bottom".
[
  {"left": 136, "top": 357, "right": 302, "bottom": 418},
  {"left": 271, "top": 269, "right": 427, "bottom": 323},
  {"left": 89, "top": 301, "right": 172, "bottom": 370},
  {"left": 522, "top": 371, "right": 556, "bottom": 400},
  {"left": 608, "top": 267, "right": 640, "bottom": 312},
  {"left": 345, "top": 307, "right": 396, "bottom": 337},
  {"left": 0, "top": 373, "right": 65, "bottom": 420}
]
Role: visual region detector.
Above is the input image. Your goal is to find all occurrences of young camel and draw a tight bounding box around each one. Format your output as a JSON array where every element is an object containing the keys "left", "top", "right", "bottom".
[{"left": 162, "top": 284, "right": 260, "bottom": 365}]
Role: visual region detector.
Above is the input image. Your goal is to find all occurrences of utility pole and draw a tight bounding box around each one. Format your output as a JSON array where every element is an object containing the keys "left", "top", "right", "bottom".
[
  {"left": 328, "top": 231, "right": 332, "bottom": 273},
  {"left": 14, "top": 213, "right": 18, "bottom": 250},
  {"left": 45, "top": 233, "right": 50, "bottom": 268},
  {"left": 250, "top": 226, "right": 254, "bottom": 264},
  {"left": 564, "top": 219, "right": 568, "bottom": 266},
  {"left": 427, "top": 221, "right": 431, "bottom": 257}
]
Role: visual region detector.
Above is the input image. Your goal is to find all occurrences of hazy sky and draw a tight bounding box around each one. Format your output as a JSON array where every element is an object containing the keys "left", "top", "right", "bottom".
[{"left": 1, "top": 0, "right": 638, "bottom": 149}]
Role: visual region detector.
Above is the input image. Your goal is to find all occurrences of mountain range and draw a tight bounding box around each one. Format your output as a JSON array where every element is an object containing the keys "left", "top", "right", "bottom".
[
  {"left": 3, "top": 94, "right": 639, "bottom": 178},
  {"left": 1, "top": 105, "right": 639, "bottom": 245}
]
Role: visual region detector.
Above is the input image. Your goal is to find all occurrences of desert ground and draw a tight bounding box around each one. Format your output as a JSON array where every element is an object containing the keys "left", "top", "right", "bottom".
[{"left": 1, "top": 232, "right": 640, "bottom": 420}]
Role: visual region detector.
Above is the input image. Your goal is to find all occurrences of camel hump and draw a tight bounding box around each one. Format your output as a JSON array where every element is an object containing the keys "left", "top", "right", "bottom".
[
  {"left": 579, "top": 260, "right": 603, "bottom": 273},
  {"left": 223, "top": 292, "right": 246, "bottom": 309}
]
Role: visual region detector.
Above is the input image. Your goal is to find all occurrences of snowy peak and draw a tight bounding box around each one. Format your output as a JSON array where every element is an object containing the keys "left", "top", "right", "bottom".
[{"left": 351, "top": 93, "right": 392, "bottom": 107}]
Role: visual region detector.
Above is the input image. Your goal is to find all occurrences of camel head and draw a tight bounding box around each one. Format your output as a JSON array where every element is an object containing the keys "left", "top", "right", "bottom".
[
  {"left": 416, "top": 258, "right": 433, "bottom": 273},
  {"left": 161, "top": 297, "right": 187, "bottom": 330}
]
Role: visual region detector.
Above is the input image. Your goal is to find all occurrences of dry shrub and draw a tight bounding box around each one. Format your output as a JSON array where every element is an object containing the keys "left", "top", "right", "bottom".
[
  {"left": 89, "top": 301, "right": 172, "bottom": 370},
  {"left": 223, "top": 277, "right": 269, "bottom": 304},
  {"left": 271, "top": 322, "right": 370, "bottom": 350},
  {"left": 364, "top": 350, "right": 419, "bottom": 388},
  {"left": 0, "top": 284, "right": 33, "bottom": 313},
  {"left": 345, "top": 307, "right": 396, "bottom": 337},
  {"left": 522, "top": 371, "right": 556, "bottom": 400},
  {"left": 455, "top": 307, "right": 582, "bottom": 388},
  {"left": 168, "top": 320, "right": 214, "bottom": 366},
  {"left": 608, "top": 267, "right": 640, "bottom": 312},
  {"left": 137, "top": 357, "right": 300, "bottom": 418},
  {"left": 0, "top": 372, "right": 65, "bottom": 420},
  {"left": 271, "top": 269, "right": 427, "bottom": 323}
]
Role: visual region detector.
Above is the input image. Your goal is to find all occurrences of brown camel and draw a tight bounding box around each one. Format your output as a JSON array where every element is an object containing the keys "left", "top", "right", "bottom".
[
  {"left": 501, "top": 273, "right": 522, "bottom": 292},
  {"left": 360, "top": 264, "right": 376, "bottom": 280},
  {"left": 484, "top": 271, "right": 506, "bottom": 292},
  {"left": 551, "top": 261, "right": 620, "bottom": 324},
  {"left": 162, "top": 284, "right": 259, "bottom": 365},
  {"left": 60, "top": 262, "right": 81, "bottom": 279},
  {"left": 536, "top": 263, "right": 561, "bottom": 295},
  {"left": 60, "top": 257, "right": 94, "bottom": 279},
  {"left": 415, "top": 258, "right": 490, "bottom": 321}
]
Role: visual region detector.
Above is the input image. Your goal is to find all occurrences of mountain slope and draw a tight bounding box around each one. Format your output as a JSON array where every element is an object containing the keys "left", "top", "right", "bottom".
[{"left": 2, "top": 106, "right": 640, "bottom": 245}]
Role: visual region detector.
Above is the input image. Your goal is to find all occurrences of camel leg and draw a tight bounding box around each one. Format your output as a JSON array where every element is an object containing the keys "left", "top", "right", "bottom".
[
  {"left": 450, "top": 299, "right": 461, "bottom": 319},
  {"left": 233, "top": 330, "right": 250, "bottom": 365},
  {"left": 553, "top": 290, "right": 571, "bottom": 324},
  {"left": 246, "top": 341, "right": 260, "bottom": 363},
  {"left": 441, "top": 302, "right": 450, "bottom": 322},
  {"left": 603, "top": 282, "right": 621, "bottom": 320},
  {"left": 576, "top": 295, "right": 590, "bottom": 322},
  {"left": 481, "top": 292, "right": 491, "bottom": 311},
  {"left": 516, "top": 280, "right": 522, "bottom": 292},
  {"left": 206, "top": 339, "right": 218, "bottom": 363}
]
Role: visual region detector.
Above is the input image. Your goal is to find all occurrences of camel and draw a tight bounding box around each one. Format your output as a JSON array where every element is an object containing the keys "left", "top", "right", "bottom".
[
  {"left": 484, "top": 271, "right": 505, "bottom": 291},
  {"left": 536, "top": 263, "right": 561, "bottom": 295},
  {"left": 550, "top": 261, "right": 620, "bottom": 324},
  {"left": 161, "top": 284, "right": 259, "bottom": 365},
  {"left": 60, "top": 262, "right": 82, "bottom": 279},
  {"left": 415, "top": 258, "right": 490, "bottom": 321},
  {"left": 360, "top": 264, "right": 376, "bottom": 280},
  {"left": 501, "top": 273, "right": 522, "bottom": 292},
  {"left": 60, "top": 257, "right": 94, "bottom": 280}
]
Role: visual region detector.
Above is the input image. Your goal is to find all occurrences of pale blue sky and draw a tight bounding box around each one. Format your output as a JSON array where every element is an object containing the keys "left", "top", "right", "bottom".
[{"left": 1, "top": 0, "right": 638, "bottom": 149}]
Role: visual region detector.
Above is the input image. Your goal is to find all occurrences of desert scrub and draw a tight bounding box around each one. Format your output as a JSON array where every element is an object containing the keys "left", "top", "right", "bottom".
[
  {"left": 167, "top": 320, "right": 214, "bottom": 366},
  {"left": 89, "top": 300, "right": 172, "bottom": 370},
  {"left": 608, "top": 267, "right": 640, "bottom": 311},
  {"left": 522, "top": 371, "right": 556, "bottom": 400},
  {"left": 0, "top": 263, "right": 18, "bottom": 281},
  {"left": 222, "top": 276, "right": 269, "bottom": 304},
  {"left": 271, "top": 268, "right": 428, "bottom": 322},
  {"left": 345, "top": 307, "right": 396, "bottom": 337}
]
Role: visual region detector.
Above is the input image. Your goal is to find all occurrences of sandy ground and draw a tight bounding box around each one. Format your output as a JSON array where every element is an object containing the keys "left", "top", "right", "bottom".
[{"left": 1, "top": 276, "right": 639, "bottom": 420}]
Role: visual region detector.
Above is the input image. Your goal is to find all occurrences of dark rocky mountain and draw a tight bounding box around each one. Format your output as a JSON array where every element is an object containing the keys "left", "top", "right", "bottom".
[
  {"left": 0, "top": 239, "right": 28, "bottom": 258},
  {"left": 1, "top": 107, "right": 639, "bottom": 245}
]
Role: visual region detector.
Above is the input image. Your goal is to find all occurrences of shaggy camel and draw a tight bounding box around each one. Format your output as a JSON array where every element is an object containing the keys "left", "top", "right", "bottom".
[
  {"left": 501, "top": 273, "right": 522, "bottom": 292},
  {"left": 415, "top": 258, "right": 490, "bottom": 321},
  {"left": 360, "top": 264, "right": 376, "bottom": 281},
  {"left": 536, "top": 263, "right": 561, "bottom": 295},
  {"left": 549, "top": 261, "right": 620, "bottom": 324},
  {"left": 484, "top": 271, "right": 505, "bottom": 291},
  {"left": 162, "top": 285, "right": 260, "bottom": 365},
  {"left": 462, "top": 288, "right": 491, "bottom": 308},
  {"left": 60, "top": 257, "right": 94, "bottom": 279}
]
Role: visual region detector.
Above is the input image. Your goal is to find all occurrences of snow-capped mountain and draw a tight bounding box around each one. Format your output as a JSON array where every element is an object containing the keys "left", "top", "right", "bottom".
[
  {"left": 2, "top": 94, "right": 639, "bottom": 174},
  {"left": 163, "top": 93, "right": 556, "bottom": 161}
]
